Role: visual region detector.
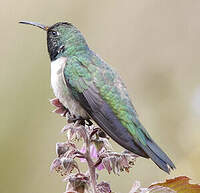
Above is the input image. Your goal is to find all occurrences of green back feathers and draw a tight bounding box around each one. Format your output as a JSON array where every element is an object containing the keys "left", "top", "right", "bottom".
[{"left": 64, "top": 52, "right": 149, "bottom": 146}]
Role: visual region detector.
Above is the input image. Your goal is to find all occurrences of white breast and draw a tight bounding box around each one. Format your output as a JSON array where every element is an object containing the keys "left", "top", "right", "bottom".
[{"left": 51, "top": 57, "right": 88, "bottom": 118}]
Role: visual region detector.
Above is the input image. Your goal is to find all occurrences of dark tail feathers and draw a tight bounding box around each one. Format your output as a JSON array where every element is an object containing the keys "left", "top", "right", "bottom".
[{"left": 142, "top": 139, "right": 175, "bottom": 173}]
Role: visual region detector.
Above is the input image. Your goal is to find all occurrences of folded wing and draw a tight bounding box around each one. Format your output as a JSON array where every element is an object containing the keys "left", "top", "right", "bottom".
[{"left": 63, "top": 56, "right": 175, "bottom": 173}]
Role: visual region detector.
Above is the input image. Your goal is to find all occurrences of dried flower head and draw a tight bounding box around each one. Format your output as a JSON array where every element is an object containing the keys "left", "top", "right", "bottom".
[
  {"left": 50, "top": 98, "right": 68, "bottom": 116},
  {"left": 99, "top": 150, "right": 138, "bottom": 174},
  {"left": 50, "top": 98, "right": 139, "bottom": 193},
  {"left": 64, "top": 174, "right": 90, "bottom": 193},
  {"left": 96, "top": 182, "right": 111, "bottom": 193}
]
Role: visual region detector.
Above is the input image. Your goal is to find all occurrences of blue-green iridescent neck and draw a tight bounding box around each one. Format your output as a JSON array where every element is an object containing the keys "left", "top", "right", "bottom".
[
  {"left": 63, "top": 35, "right": 90, "bottom": 57},
  {"left": 47, "top": 23, "right": 90, "bottom": 61}
]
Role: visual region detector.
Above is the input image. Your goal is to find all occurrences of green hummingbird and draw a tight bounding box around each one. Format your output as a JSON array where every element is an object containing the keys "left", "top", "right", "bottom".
[{"left": 19, "top": 21, "right": 175, "bottom": 173}]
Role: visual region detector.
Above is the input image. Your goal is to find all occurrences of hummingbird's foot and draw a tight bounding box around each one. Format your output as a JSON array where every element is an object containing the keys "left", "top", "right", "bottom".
[
  {"left": 97, "top": 129, "right": 108, "bottom": 139},
  {"left": 85, "top": 119, "right": 93, "bottom": 126},
  {"left": 67, "top": 115, "right": 85, "bottom": 125},
  {"left": 67, "top": 115, "right": 93, "bottom": 126},
  {"left": 89, "top": 128, "right": 109, "bottom": 139}
]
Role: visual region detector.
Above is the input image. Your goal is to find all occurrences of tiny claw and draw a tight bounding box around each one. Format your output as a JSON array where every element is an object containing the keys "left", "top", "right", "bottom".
[
  {"left": 67, "top": 116, "right": 85, "bottom": 125},
  {"left": 89, "top": 128, "right": 99, "bottom": 139},
  {"left": 98, "top": 130, "right": 108, "bottom": 139},
  {"left": 86, "top": 119, "right": 93, "bottom": 126}
]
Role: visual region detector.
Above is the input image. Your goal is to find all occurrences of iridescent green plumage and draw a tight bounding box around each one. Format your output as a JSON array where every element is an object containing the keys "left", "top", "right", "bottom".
[
  {"left": 20, "top": 21, "right": 175, "bottom": 173},
  {"left": 64, "top": 52, "right": 148, "bottom": 145}
]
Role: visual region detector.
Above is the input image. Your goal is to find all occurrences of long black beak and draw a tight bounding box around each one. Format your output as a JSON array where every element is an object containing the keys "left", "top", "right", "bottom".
[{"left": 19, "top": 21, "right": 49, "bottom": 31}]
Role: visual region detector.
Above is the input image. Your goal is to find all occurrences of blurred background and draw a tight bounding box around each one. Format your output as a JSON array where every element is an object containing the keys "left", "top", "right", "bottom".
[{"left": 1, "top": 0, "right": 200, "bottom": 192}]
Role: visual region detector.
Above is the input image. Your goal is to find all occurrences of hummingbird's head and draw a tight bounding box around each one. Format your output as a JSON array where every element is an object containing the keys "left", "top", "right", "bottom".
[{"left": 19, "top": 21, "right": 88, "bottom": 61}]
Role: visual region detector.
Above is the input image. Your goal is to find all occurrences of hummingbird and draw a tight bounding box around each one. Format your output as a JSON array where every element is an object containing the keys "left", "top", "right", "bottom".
[{"left": 19, "top": 21, "right": 175, "bottom": 173}]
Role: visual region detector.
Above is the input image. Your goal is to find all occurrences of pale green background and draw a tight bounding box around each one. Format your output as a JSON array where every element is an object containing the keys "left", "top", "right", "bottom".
[{"left": 1, "top": 0, "right": 200, "bottom": 192}]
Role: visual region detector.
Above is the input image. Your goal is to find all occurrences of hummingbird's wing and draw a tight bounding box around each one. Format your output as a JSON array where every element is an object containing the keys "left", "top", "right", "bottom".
[{"left": 63, "top": 55, "right": 175, "bottom": 173}]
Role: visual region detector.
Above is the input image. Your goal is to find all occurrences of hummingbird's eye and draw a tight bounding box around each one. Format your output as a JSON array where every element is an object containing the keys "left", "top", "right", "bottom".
[{"left": 51, "top": 30, "right": 58, "bottom": 36}]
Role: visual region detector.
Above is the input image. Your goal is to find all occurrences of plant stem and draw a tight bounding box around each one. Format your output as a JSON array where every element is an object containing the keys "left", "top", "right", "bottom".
[
  {"left": 87, "top": 156, "right": 97, "bottom": 193},
  {"left": 85, "top": 135, "right": 97, "bottom": 193}
]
